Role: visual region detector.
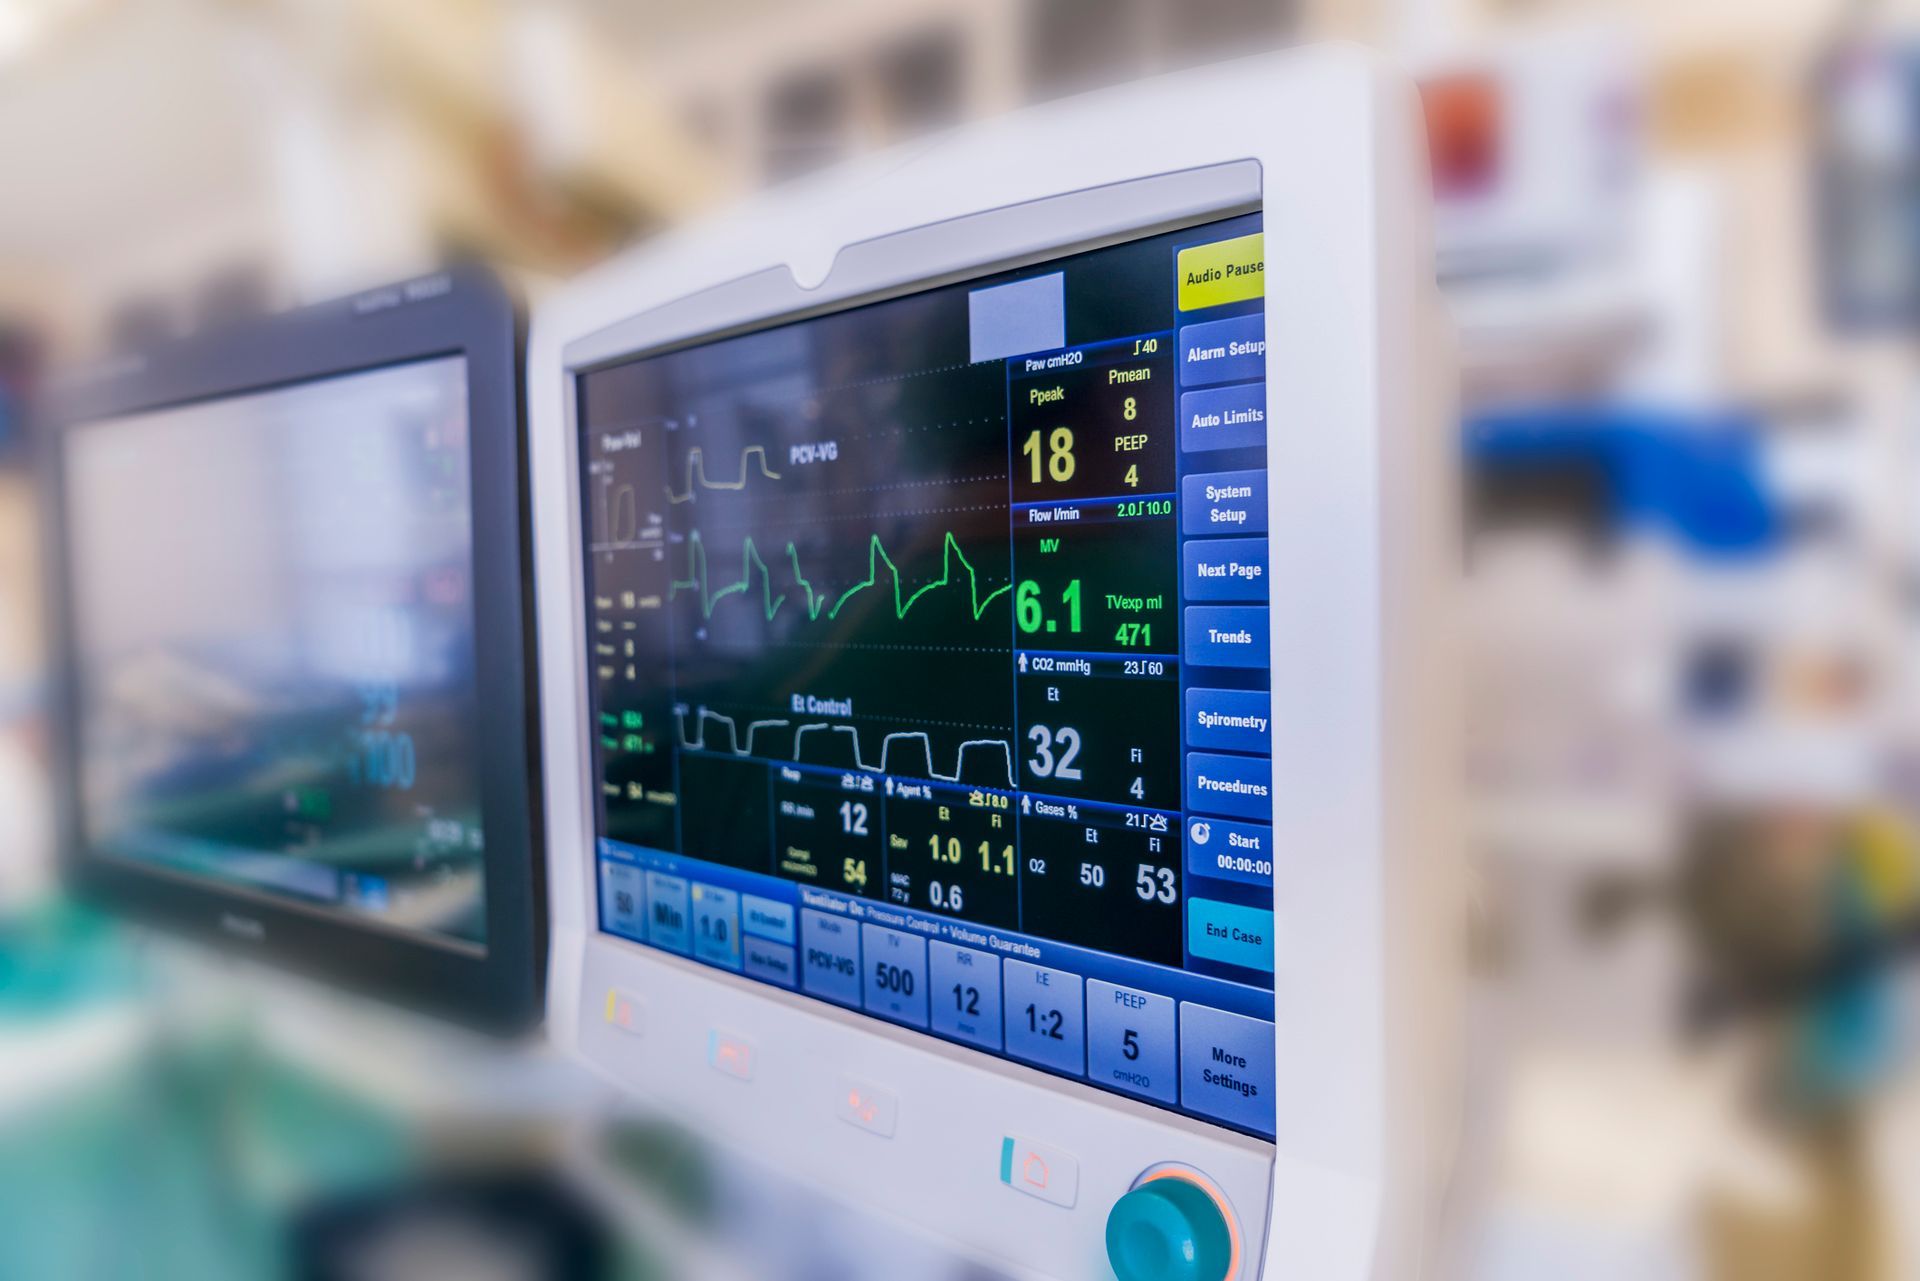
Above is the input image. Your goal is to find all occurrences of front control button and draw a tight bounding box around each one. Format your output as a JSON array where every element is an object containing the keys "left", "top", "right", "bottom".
[{"left": 1106, "top": 1177, "right": 1233, "bottom": 1281}]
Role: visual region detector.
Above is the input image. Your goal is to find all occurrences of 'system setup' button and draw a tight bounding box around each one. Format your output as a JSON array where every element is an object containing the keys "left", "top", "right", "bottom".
[{"left": 1182, "top": 469, "right": 1268, "bottom": 536}]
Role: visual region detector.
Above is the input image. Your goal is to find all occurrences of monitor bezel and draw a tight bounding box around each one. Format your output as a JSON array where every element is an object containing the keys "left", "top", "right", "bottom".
[
  {"left": 528, "top": 47, "right": 1448, "bottom": 1280},
  {"left": 43, "top": 267, "right": 545, "bottom": 1035}
]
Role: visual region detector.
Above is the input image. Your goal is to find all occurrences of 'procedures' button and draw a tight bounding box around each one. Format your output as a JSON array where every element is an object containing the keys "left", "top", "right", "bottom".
[{"left": 1185, "top": 752, "right": 1273, "bottom": 822}]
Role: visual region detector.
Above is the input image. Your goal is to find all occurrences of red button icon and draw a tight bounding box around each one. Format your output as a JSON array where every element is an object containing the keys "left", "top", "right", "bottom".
[{"left": 836, "top": 1077, "right": 899, "bottom": 1137}]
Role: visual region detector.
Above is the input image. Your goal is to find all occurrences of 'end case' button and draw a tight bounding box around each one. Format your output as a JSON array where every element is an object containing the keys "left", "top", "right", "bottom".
[
  {"left": 1179, "top": 1004, "right": 1276, "bottom": 1135},
  {"left": 1187, "top": 898, "right": 1276, "bottom": 973}
]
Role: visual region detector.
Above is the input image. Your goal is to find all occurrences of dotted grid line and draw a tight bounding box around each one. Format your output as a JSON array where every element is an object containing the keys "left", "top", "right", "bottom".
[
  {"left": 686, "top": 503, "right": 1009, "bottom": 531},
  {"left": 845, "top": 414, "right": 1005, "bottom": 444},
  {"left": 694, "top": 639, "right": 1010, "bottom": 656},
  {"left": 803, "top": 359, "right": 999, "bottom": 399},
  {"left": 807, "top": 472, "right": 1007, "bottom": 496}
]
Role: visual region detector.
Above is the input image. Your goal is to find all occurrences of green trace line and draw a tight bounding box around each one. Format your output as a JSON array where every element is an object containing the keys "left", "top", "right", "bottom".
[{"left": 671, "top": 529, "right": 1012, "bottom": 623}]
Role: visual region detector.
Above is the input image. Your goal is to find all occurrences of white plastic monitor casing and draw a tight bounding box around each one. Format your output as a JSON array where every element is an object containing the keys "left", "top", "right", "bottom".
[{"left": 530, "top": 46, "right": 1458, "bottom": 1281}]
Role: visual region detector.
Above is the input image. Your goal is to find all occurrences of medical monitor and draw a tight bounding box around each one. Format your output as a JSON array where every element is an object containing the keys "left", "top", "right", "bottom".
[
  {"left": 48, "top": 269, "right": 544, "bottom": 1033},
  {"left": 534, "top": 50, "right": 1454, "bottom": 1280}
]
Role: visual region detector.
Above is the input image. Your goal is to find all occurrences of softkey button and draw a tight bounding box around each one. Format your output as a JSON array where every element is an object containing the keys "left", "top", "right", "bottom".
[
  {"left": 1003, "top": 959, "right": 1085, "bottom": 1075},
  {"left": 1086, "top": 980, "right": 1177, "bottom": 1104},
  {"left": 1179, "top": 1004, "right": 1276, "bottom": 1134}
]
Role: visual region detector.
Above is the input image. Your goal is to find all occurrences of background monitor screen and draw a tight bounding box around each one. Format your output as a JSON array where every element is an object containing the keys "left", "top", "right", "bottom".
[
  {"left": 63, "top": 356, "right": 489, "bottom": 950},
  {"left": 577, "top": 211, "right": 1275, "bottom": 1136}
]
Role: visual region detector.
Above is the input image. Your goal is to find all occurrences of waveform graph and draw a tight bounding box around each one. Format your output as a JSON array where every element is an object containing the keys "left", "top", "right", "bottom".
[{"left": 665, "top": 444, "right": 784, "bottom": 504}]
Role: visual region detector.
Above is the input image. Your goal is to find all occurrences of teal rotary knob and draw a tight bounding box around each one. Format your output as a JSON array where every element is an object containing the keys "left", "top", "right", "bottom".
[{"left": 1105, "top": 1177, "right": 1234, "bottom": 1281}]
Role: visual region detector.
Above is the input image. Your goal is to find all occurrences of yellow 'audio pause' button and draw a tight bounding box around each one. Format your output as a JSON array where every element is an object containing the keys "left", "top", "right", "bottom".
[{"left": 1178, "top": 233, "right": 1265, "bottom": 312}]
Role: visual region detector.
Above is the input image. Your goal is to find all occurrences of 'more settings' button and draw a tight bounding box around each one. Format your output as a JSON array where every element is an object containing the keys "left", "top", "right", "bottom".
[
  {"left": 1182, "top": 470, "right": 1267, "bottom": 536},
  {"left": 1178, "top": 314, "right": 1265, "bottom": 387},
  {"left": 1178, "top": 232, "right": 1265, "bottom": 311}
]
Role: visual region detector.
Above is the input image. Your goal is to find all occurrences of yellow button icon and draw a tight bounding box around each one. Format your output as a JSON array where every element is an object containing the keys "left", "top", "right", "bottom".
[{"left": 1177, "top": 233, "right": 1265, "bottom": 312}]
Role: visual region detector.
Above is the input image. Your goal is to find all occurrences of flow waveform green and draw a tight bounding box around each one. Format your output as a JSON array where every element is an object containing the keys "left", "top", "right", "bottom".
[{"left": 670, "top": 529, "right": 1014, "bottom": 623}]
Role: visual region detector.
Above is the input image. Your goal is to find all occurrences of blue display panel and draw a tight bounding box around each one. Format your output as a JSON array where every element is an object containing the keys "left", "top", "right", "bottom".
[{"left": 577, "top": 213, "right": 1276, "bottom": 1137}]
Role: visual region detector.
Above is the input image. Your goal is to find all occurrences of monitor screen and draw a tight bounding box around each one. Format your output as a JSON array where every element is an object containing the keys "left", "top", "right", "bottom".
[
  {"left": 577, "top": 211, "right": 1275, "bottom": 1136},
  {"left": 62, "top": 356, "right": 489, "bottom": 950}
]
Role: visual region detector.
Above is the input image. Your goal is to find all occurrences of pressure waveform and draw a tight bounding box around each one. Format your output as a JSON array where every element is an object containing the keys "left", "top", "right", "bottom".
[
  {"left": 676, "top": 705, "right": 1015, "bottom": 788},
  {"left": 669, "top": 530, "right": 1013, "bottom": 624},
  {"left": 665, "top": 445, "right": 783, "bottom": 504}
]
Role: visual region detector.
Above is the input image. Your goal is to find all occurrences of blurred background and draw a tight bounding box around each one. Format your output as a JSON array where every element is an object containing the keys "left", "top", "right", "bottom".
[{"left": 6, "top": 0, "right": 1920, "bottom": 1278}]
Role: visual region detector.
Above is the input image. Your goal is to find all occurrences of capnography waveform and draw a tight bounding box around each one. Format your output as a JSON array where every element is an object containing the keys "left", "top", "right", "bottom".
[{"left": 675, "top": 705, "right": 1015, "bottom": 788}]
